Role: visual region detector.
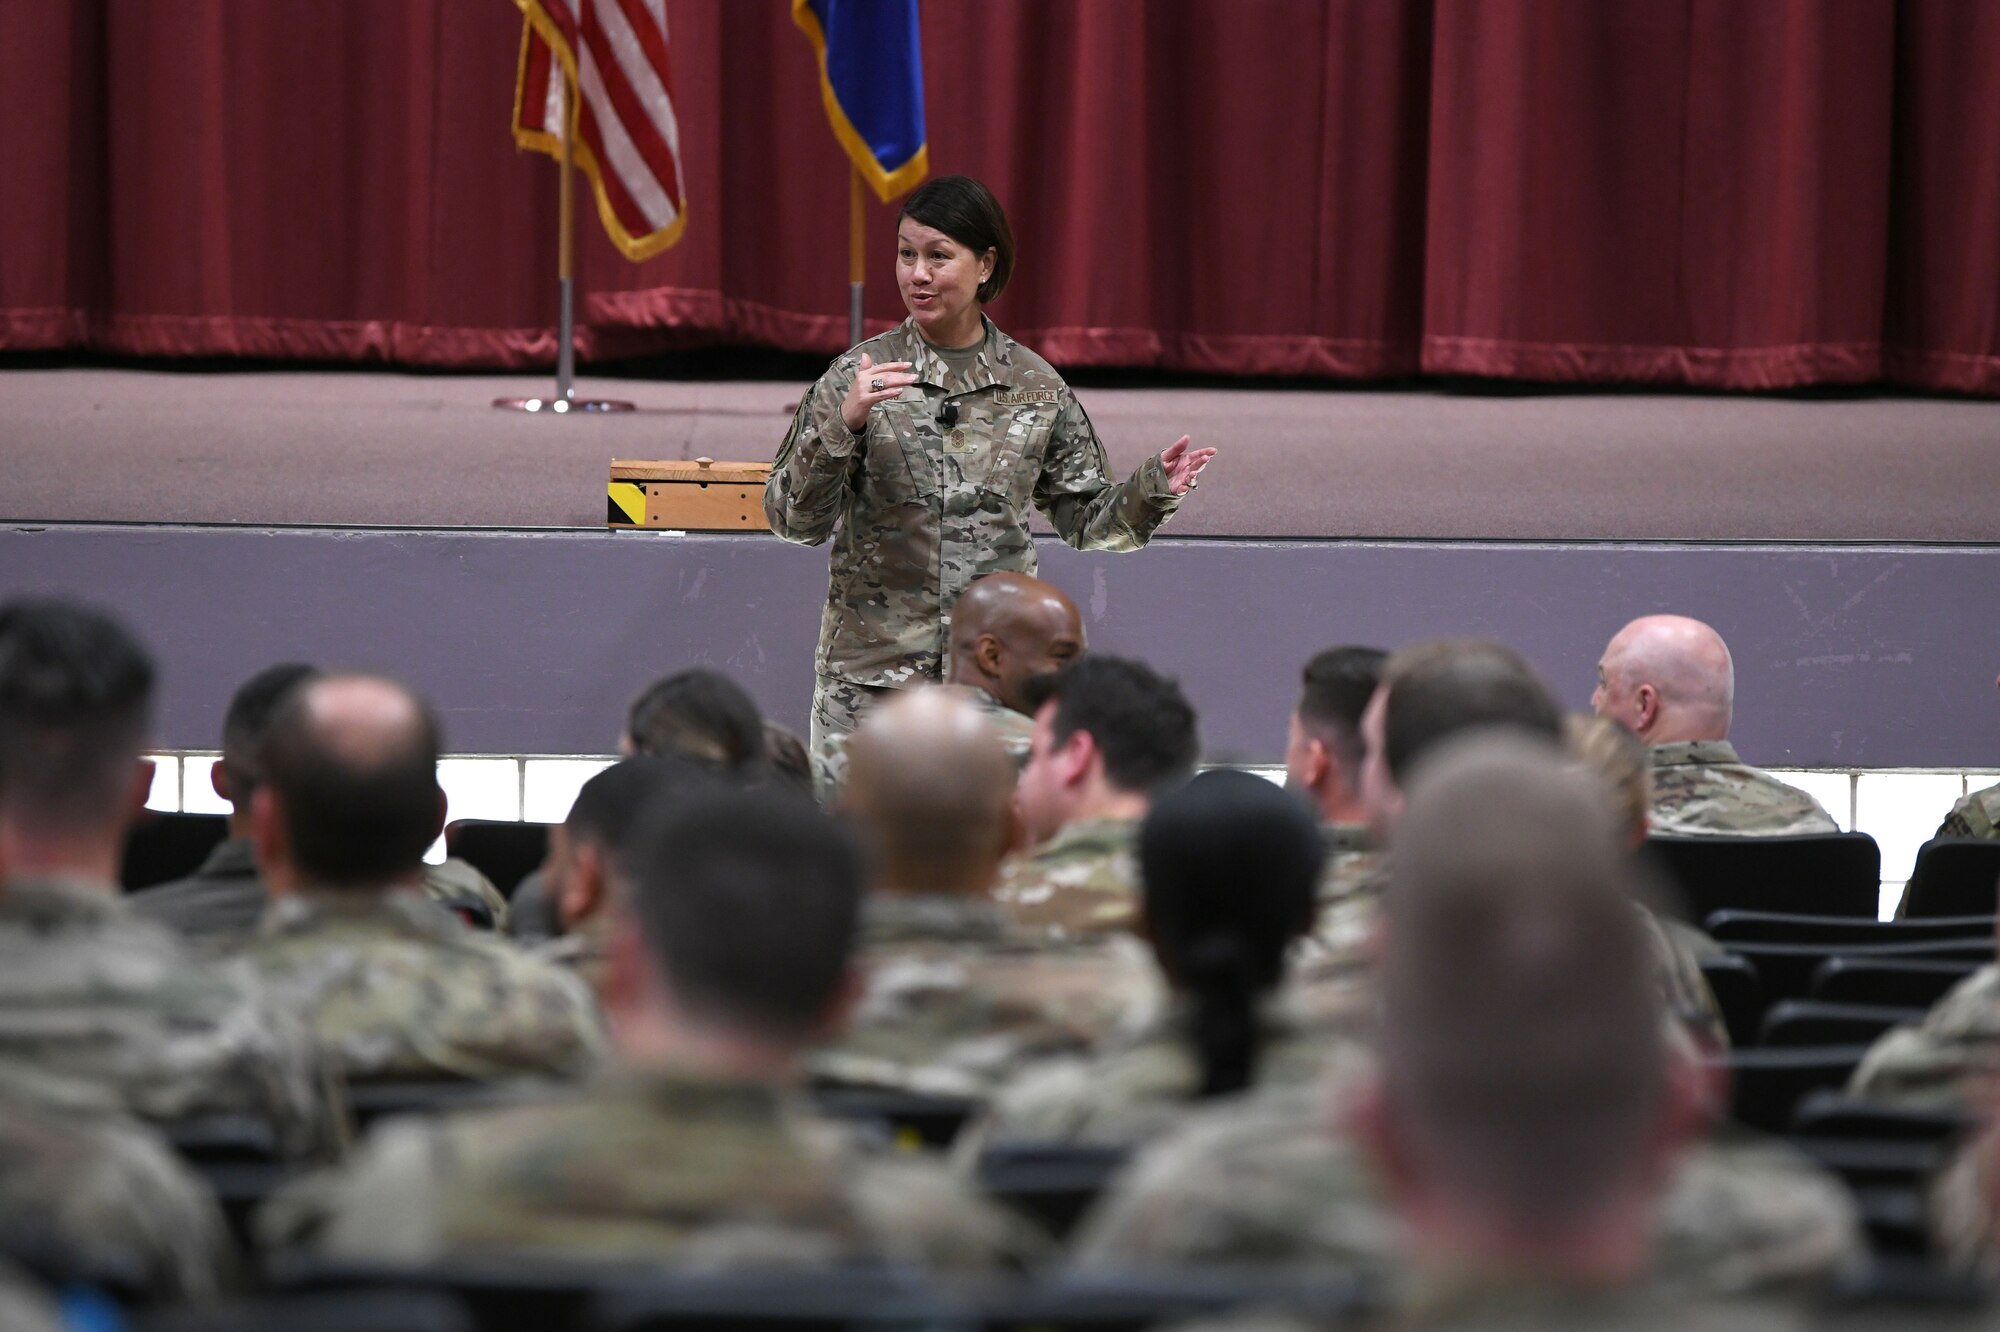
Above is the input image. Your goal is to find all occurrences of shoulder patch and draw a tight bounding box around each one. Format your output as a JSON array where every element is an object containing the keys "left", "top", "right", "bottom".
[{"left": 993, "top": 389, "right": 1060, "bottom": 406}]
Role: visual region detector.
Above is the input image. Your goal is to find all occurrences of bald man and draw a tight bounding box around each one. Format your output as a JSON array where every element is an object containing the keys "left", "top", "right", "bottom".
[
  {"left": 813, "top": 572, "right": 1083, "bottom": 801},
  {"left": 1072, "top": 735, "right": 1863, "bottom": 1306},
  {"left": 238, "top": 674, "right": 605, "bottom": 1085},
  {"left": 810, "top": 689, "right": 1158, "bottom": 1099},
  {"left": 1592, "top": 615, "right": 1836, "bottom": 837}
]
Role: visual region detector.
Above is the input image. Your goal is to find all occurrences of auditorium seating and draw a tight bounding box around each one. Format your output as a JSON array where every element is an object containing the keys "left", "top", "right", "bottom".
[
  {"left": 974, "top": 1142, "right": 1135, "bottom": 1238},
  {"left": 1755, "top": 1000, "right": 1924, "bottom": 1048},
  {"left": 140, "top": 1288, "right": 474, "bottom": 1332},
  {"left": 160, "top": 1114, "right": 306, "bottom": 1249},
  {"left": 443, "top": 820, "right": 551, "bottom": 899},
  {"left": 1811, "top": 958, "right": 1984, "bottom": 1010},
  {"left": 1713, "top": 1046, "right": 1876, "bottom": 1134},
  {"left": 1900, "top": 838, "right": 2000, "bottom": 918},
  {"left": 120, "top": 810, "right": 230, "bottom": 891},
  {"left": 1696, "top": 953, "right": 1763, "bottom": 1047},
  {"left": 807, "top": 1087, "right": 983, "bottom": 1150},
  {"left": 1643, "top": 833, "right": 1881, "bottom": 921}
]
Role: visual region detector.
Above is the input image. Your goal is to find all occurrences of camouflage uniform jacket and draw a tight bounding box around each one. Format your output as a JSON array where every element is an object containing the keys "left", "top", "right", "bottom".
[
  {"left": 994, "top": 817, "right": 1143, "bottom": 937},
  {"left": 0, "top": 877, "right": 337, "bottom": 1158},
  {"left": 1069, "top": 1093, "right": 1864, "bottom": 1302},
  {"left": 1646, "top": 742, "right": 1838, "bottom": 837},
  {"left": 813, "top": 682, "right": 1035, "bottom": 802},
  {"left": 258, "top": 1069, "right": 1044, "bottom": 1270},
  {"left": 961, "top": 994, "right": 1374, "bottom": 1156},
  {"left": 1937, "top": 780, "right": 2000, "bottom": 840},
  {"left": 237, "top": 890, "right": 606, "bottom": 1084},
  {"left": 1847, "top": 964, "right": 2000, "bottom": 1110},
  {"left": 531, "top": 911, "right": 614, "bottom": 997},
  {"left": 0, "top": 1094, "right": 238, "bottom": 1301},
  {"left": 766, "top": 316, "right": 1182, "bottom": 687},
  {"left": 1932, "top": 1120, "right": 2000, "bottom": 1278},
  {"left": 808, "top": 893, "right": 1162, "bottom": 1099},
  {"left": 132, "top": 838, "right": 510, "bottom": 948}
]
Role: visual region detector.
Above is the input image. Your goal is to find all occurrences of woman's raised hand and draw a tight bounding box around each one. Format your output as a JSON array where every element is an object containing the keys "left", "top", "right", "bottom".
[
  {"left": 1161, "top": 436, "right": 1217, "bottom": 496},
  {"left": 840, "top": 353, "right": 918, "bottom": 433}
]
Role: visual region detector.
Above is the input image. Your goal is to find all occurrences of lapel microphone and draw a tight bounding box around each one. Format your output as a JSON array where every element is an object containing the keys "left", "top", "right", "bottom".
[{"left": 937, "top": 400, "right": 959, "bottom": 429}]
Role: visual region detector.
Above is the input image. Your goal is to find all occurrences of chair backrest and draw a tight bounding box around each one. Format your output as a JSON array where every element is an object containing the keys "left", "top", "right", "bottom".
[
  {"left": 808, "top": 1088, "right": 983, "bottom": 1151},
  {"left": 1901, "top": 838, "right": 2000, "bottom": 919},
  {"left": 1696, "top": 953, "right": 1763, "bottom": 1048},
  {"left": 1707, "top": 910, "right": 1995, "bottom": 945},
  {"left": 344, "top": 1078, "right": 570, "bottom": 1132},
  {"left": 443, "top": 820, "right": 552, "bottom": 898},
  {"left": 143, "top": 1288, "right": 474, "bottom": 1332},
  {"left": 1722, "top": 938, "right": 1993, "bottom": 1009},
  {"left": 120, "top": 810, "right": 230, "bottom": 891},
  {"left": 1643, "top": 833, "right": 1880, "bottom": 921},
  {"left": 1710, "top": 1045, "right": 1874, "bottom": 1134},
  {"left": 1790, "top": 1090, "right": 1981, "bottom": 1142},
  {"left": 1755, "top": 1000, "right": 1925, "bottom": 1049},
  {"left": 974, "top": 1142, "right": 1133, "bottom": 1239},
  {"left": 1810, "top": 958, "right": 1986, "bottom": 1010}
]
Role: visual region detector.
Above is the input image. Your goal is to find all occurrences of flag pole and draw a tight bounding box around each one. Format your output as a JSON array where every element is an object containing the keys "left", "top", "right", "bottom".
[
  {"left": 495, "top": 68, "right": 633, "bottom": 414},
  {"left": 848, "top": 167, "right": 866, "bottom": 348}
]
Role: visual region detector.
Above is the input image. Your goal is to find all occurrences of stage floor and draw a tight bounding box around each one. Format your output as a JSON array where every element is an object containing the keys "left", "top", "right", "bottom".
[{"left": 4, "top": 367, "right": 1997, "bottom": 540}]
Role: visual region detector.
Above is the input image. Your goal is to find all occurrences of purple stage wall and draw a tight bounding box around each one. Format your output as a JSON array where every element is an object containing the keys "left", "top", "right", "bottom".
[{"left": 3, "top": 523, "right": 1993, "bottom": 768}]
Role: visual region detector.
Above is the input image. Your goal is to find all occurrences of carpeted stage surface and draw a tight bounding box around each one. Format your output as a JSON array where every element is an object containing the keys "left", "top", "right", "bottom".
[{"left": 4, "top": 368, "right": 1997, "bottom": 540}]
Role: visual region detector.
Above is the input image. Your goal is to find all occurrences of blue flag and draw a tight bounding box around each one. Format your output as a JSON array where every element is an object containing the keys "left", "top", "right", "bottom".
[{"left": 793, "top": 0, "right": 929, "bottom": 201}]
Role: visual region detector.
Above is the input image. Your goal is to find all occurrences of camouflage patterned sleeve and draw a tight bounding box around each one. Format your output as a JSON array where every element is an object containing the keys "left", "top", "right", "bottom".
[
  {"left": 765, "top": 361, "right": 864, "bottom": 546},
  {"left": 1034, "top": 394, "right": 1182, "bottom": 553}
]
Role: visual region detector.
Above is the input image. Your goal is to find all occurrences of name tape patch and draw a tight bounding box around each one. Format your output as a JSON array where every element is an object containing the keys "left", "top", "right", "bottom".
[{"left": 993, "top": 389, "right": 1060, "bottom": 406}]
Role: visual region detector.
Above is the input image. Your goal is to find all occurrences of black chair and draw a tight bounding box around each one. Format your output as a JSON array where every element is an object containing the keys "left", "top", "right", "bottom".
[
  {"left": 1756, "top": 1001, "right": 1924, "bottom": 1048},
  {"left": 1643, "top": 833, "right": 1880, "bottom": 921},
  {"left": 138, "top": 1288, "right": 474, "bottom": 1332},
  {"left": 161, "top": 1114, "right": 304, "bottom": 1250},
  {"left": 974, "top": 1142, "right": 1133, "bottom": 1239},
  {"left": 344, "top": 1078, "right": 570, "bottom": 1132},
  {"left": 121, "top": 810, "right": 230, "bottom": 891},
  {"left": 1791, "top": 1090, "right": 1981, "bottom": 1143},
  {"left": 1707, "top": 910, "right": 1995, "bottom": 945},
  {"left": 444, "top": 820, "right": 552, "bottom": 899},
  {"left": 1721, "top": 938, "right": 1993, "bottom": 1010},
  {"left": 1697, "top": 953, "right": 1763, "bottom": 1048},
  {"left": 1901, "top": 838, "right": 2000, "bottom": 918},
  {"left": 589, "top": 1269, "right": 942, "bottom": 1332},
  {"left": 808, "top": 1088, "right": 983, "bottom": 1150},
  {"left": 1810, "top": 958, "right": 1985, "bottom": 1010},
  {"left": 1711, "top": 1046, "right": 1874, "bottom": 1134},
  {"left": 977, "top": 1272, "right": 1372, "bottom": 1332}
]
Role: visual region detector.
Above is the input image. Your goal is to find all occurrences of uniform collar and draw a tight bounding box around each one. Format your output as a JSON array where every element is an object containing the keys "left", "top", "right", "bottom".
[
  {"left": 861, "top": 891, "right": 1013, "bottom": 945},
  {"left": 887, "top": 315, "right": 1020, "bottom": 397},
  {"left": 260, "top": 886, "right": 464, "bottom": 939},
  {"left": 1649, "top": 740, "right": 1740, "bottom": 768}
]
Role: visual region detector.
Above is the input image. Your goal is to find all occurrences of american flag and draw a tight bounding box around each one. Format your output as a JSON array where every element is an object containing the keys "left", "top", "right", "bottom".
[{"left": 513, "top": 0, "right": 688, "bottom": 260}]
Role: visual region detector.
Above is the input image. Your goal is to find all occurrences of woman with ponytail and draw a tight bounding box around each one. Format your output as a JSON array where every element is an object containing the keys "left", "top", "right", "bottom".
[{"left": 963, "top": 769, "right": 1366, "bottom": 1150}]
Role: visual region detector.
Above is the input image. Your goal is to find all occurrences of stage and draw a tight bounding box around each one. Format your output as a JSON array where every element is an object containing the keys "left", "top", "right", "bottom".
[{"left": 5, "top": 367, "right": 1999, "bottom": 541}]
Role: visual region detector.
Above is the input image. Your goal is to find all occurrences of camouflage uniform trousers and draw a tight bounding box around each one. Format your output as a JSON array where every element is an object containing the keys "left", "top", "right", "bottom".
[{"left": 810, "top": 673, "right": 911, "bottom": 799}]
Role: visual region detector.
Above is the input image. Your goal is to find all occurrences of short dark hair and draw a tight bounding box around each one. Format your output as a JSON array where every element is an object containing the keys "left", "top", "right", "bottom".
[
  {"left": 1025, "top": 656, "right": 1200, "bottom": 795},
  {"left": 899, "top": 175, "right": 1015, "bottom": 304},
  {"left": 218, "top": 663, "right": 319, "bottom": 801},
  {"left": 1141, "top": 770, "right": 1323, "bottom": 1098},
  {"left": 761, "top": 721, "right": 814, "bottom": 796},
  {"left": 258, "top": 675, "right": 443, "bottom": 887},
  {"left": 1381, "top": 639, "right": 1562, "bottom": 784},
  {"left": 623, "top": 785, "right": 862, "bottom": 1042},
  {"left": 566, "top": 756, "right": 713, "bottom": 860},
  {"left": 1297, "top": 646, "right": 1386, "bottom": 782},
  {"left": 0, "top": 598, "right": 155, "bottom": 832},
  {"left": 624, "top": 669, "right": 767, "bottom": 772}
]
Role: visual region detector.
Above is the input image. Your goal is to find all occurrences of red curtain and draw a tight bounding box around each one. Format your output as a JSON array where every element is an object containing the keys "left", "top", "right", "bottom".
[{"left": 2, "top": 0, "right": 1997, "bottom": 392}]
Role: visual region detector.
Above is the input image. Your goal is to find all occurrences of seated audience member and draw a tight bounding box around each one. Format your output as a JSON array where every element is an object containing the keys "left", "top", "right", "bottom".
[
  {"left": 259, "top": 785, "right": 1040, "bottom": 1270},
  {"left": 1591, "top": 615, "right": 1837, "bottom": 836},
  {"left": 0, "top": 1094, "right": 238, "bottom": 1303},
  {"left": 967, "top": 770, "right": 1368, "bottom": 1152},
  {"left": 1847, "top": 911, "right": 2000, "bottom": 1110},
  {"left": 533, "top": 756, "right": 709, "bottom": 991},
  {"left": 811, "top": 690, "right": 1158, "bottom": 1099},
  {"left": 133, "top": 662, "right": 509, "bottom": 942},
  {"left": 130, "top": 662, "right": 316, "bottom": 943},
  {"left": 1937, "top": 672, "right": 2000, "bottom": 839},
  {"left": 814, "top": 571, "right": 1085, "bottom": 798},
  {"left": 1069, "top": 736, "right": 1864, "bottom": 1305},
  {"left": 1932, "top": 1117, "right": 2000, "bottom": 1277},
  {"left": 0, "top": 599, "right": 334, "bottom": 1156},
  {"left": 1294, "top": 638, "right": 1564, "bottom": 980},
  {"left": 622, "top": 667, "right": 769, "bottom": 771},
  {"left": 995, "top": 656, "right": 1200, "bottom": 936},
  {"left": 1564, "top": 714, "right": 1730, "bottom": 1049},
  {"left": 236, "top": 674, "right": 604, "bottom": 1083},
  {"left": 1284, "top": 645, "right": 1387, "bottom": 903}
]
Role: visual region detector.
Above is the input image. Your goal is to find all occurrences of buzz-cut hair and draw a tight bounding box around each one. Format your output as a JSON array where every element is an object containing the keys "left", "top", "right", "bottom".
[
  {"left": 0, "top": 598, "right": 156, "bottom": 832},
  {"left": 1297, "top": 646, "right": 1387, "bottom": 784}
]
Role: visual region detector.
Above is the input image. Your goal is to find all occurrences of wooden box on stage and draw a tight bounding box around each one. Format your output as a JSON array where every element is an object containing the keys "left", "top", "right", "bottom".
[{"left": 608, "top": 458, "right": 772, "bottom": 531}]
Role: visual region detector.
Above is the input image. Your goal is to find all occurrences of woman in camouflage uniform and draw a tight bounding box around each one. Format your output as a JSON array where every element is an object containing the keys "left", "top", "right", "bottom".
[{"left": 764, "top": 176, "right": 1214, "bottom": 772}]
